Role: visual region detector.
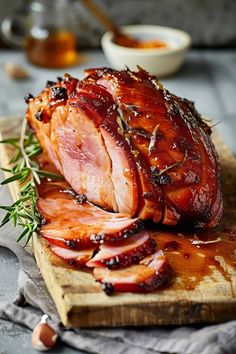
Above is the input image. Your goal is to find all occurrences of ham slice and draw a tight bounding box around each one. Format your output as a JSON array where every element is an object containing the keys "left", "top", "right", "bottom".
[
  {"left": 50, "top": 103, "right": 117, "bottom": 211},
  {"left": 94, "top": 251, "right": 171, "bottom": 294},
  {"left": 50, "top": 244, "right": 95, "bottom": 266},
  {"left": 86, "top": 231, "right": 156, "bottom": 269},
  {"left": 37, "top": 189, "right": 141, "bottom": 249},
  {"left": 69, "top": 81, "right": 139, "bottom": 216}
]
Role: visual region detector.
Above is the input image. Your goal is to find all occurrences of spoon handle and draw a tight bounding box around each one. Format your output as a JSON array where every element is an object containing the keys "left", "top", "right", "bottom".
[{"left": 80, "top": 0, "right": 118, "bottom": 34}]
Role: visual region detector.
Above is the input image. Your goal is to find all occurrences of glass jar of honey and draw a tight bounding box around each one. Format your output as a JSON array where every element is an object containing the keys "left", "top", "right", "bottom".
[{"left": 1, "top": 0, "right": 78, "bottom": 68}]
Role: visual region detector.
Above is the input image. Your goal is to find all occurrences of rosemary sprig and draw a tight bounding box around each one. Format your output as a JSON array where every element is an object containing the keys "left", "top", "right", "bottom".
[
  {"left": 156, "top": 152, "right": 188, "bottom": 177},
  {"left": 0, "top": 117, "right": 62, "bottom": 245}
]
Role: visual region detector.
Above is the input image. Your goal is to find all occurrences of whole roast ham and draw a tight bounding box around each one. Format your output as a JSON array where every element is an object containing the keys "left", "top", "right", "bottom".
[
  {"left": 26, "top": 67, "right": 222, "bottom": 229},
  {"left": 26, "top": 67, "right": 223, "bottom": 293}
]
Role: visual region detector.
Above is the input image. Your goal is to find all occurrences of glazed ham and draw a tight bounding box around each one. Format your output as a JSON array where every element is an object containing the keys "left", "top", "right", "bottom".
[
  {"left": 27, "top": 67, "right": 222, "bottom": 229},
  {"left": 25, "top": 67, "right": 223, "bottom": 294},
  {"left": 84, "top": 68, "right": 223, "bottom": 228}
]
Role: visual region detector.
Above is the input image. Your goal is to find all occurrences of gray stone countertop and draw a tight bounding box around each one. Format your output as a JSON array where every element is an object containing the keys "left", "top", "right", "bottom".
[{"left": 0, "top": 49, "right": 236, "bottom": 353}]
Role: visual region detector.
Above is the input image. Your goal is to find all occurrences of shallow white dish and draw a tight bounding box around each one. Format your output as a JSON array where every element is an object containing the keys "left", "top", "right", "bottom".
[{"left": 101, "top": 25, "right": 191, "bottom": 77}]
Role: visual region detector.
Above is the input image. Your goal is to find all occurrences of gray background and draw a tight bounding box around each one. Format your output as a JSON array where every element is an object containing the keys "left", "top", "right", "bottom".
[{"left": 0, "top": 0, "right": 236, "bottom": 48}]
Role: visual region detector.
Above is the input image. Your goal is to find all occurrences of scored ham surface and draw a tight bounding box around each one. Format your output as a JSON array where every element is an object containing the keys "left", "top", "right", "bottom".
[{"left": 27, "top": 67, "right": 222, "bottom": 229}]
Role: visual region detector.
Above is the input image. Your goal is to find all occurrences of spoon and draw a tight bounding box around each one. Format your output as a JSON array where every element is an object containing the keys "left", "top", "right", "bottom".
[{"left": 80, "top": 0, "right": 142, "bottom": 47}]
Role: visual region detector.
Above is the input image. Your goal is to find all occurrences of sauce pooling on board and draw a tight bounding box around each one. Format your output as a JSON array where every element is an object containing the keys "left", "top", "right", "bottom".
[{"left": 151, "top": 227, "right": 236, "bottom": 290}]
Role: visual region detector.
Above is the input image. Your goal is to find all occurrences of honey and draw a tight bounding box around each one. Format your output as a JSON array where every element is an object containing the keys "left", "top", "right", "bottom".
[{"left": 25, "top": 30, "right": 78, "bottom": 68}]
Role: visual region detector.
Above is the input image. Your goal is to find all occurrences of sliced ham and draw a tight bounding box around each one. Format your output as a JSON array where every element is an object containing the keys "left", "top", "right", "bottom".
[
  {"left": 50, "top": 243, "right": 95, "bottom": 266},
  {"left": 86, "top": 231, "right": 156, "bottom": 269},
  {"left": 50, "top": 103, "right": 117, "bottom": 211},
  {"left": 70, "top": 81, "right": 139, "bottom": 216},
  {"left": 27, "top": 76, "right": 139, "bottom": 216},
  {"left": 94, "top": 251, "right": 172, "bottom": 294},
  {"left": 37, "top": 189, "right": 141, "bottom": 249}
]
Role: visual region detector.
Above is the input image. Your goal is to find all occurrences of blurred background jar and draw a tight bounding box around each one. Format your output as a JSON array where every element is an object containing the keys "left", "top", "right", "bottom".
[{"left": 1, "top": 0, "right": 78, "bottom": 68}]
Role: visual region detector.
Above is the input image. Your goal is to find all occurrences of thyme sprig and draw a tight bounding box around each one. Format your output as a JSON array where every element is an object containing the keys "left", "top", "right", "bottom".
[{"left": 0, "top": 118, "right": 62, "bottom": 245}]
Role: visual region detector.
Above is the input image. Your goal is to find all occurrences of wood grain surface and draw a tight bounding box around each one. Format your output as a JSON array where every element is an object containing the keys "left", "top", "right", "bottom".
[{"left": 1, "top": 117, "right": 236, "bottom": 328}]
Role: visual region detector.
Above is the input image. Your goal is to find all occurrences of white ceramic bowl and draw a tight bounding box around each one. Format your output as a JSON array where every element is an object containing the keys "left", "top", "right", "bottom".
[{"left": 101, "top": 25, "right": 191, "bottom": 77}]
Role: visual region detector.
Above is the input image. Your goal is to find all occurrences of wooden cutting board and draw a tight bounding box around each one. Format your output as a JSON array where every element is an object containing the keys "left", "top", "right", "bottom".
[{"left": 1, "top": 117, "right": 236, "bottom": 328}]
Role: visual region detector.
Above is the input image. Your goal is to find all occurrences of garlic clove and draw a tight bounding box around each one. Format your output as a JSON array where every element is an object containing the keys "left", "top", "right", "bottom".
[
  {"left": 32, "top": 315, "right": 58, "bottom": 351},
  {"left": 4, "top": 62, "right": 30, "bottom": 80}
]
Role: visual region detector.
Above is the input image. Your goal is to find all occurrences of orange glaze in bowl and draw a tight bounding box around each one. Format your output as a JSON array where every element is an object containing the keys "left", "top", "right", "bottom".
[{"left": 114, "top": 35, "right": 168, "bottom": 49}]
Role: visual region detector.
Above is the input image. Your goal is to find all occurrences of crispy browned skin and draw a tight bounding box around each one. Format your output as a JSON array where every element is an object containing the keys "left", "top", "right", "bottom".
[{"left": 26, "top": 68, "right": 223, "bottom": 229}]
